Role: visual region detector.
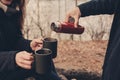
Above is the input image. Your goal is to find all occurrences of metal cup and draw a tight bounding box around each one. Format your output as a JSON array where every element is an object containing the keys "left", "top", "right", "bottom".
[
  {"left": 35, "top": 48, "right": 52, "bottom": 74},
  {"left": 43, "top": 37, "right": 58, "bottom": 58}
]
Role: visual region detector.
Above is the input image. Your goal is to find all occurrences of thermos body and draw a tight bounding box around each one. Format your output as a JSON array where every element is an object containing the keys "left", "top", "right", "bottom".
[{"left": 51, "top": 22, "right": 84, "bottom": 34}]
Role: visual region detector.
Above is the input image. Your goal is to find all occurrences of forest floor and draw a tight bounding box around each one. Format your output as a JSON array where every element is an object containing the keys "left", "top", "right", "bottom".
[{"left": 53, "top": 40, "right": 108, "bottom": 80}]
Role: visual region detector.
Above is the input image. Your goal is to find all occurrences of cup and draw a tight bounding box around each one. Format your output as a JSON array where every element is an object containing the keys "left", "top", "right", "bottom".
[
  {"left": 43, "top": 37, "right": 58, "bottom": 58},
  {"left": 35, "top": 48, "right": 52, "bottom": 74}
]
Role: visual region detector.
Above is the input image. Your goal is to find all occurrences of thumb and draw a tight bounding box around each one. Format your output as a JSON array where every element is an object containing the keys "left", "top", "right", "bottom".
[{"left": 74, "top": 17, "right": 79, "bottom": 28}]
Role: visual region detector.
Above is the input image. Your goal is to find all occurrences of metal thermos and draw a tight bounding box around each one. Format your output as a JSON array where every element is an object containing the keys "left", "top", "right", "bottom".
[{"left": 51, "top": 21, "right": 84, "bottom": 34}]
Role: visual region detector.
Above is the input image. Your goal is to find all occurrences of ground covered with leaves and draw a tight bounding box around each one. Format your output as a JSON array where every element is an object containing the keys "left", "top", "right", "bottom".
[{"left": 54, "top": 40, "right": 108, "bottom": 80}]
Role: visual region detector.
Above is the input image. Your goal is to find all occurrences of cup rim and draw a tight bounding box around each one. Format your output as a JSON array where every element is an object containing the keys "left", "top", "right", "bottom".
[
  {"left": 43, "top": 37, "right": 57, "bottom": 42},
  {"left": 35, "top": 48, "right": 52, "bottom": 55}
]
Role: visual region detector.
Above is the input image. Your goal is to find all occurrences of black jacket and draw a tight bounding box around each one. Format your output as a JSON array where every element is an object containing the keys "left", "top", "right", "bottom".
[
  {"left": 78, "top": 0, "right": 120, "bottom": 80},
  {"left": 0, "top": 8, "right": 32, "bottom": 73}
]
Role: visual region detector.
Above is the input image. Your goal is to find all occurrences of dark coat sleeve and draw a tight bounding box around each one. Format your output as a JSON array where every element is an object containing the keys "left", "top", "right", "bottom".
[
  {"left": 0, "top": 37, "right": 33, "bottom": 72},
  {"left": 0, "top": 51, "right": 18, "bottom": 72},
  {"left": 78, "top": 0, "right": 118, "bottom": 17},
  {"left": 14, "top": 37, "right": 33, "bottom": 53}
]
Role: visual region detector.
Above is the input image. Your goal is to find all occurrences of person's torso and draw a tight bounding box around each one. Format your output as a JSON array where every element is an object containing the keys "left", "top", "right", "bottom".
[
  {"left": 0, "top": 9, "right": 22, "bottom": 50},
  {"left": 102, "top": 2, "right": 120, "bottom": 79}
]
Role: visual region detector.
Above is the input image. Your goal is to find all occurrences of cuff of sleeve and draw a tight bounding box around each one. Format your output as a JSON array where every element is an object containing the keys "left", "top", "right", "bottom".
[
  {"left": 8, "top": 51, "right": 20, "bottom": 71},
  {"left": 78, "top": 3, "right": 89, "bottom": 17},
  {"left": 78, "top": 1, "right": 94, "bottom": 17},
  {"left": 29, "top": 40, "right": 34, "bottom": 53}
]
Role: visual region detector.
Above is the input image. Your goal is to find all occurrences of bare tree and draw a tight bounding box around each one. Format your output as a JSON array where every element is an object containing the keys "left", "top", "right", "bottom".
[
  {"left": 86, "top": 15, "right": 109, "bottom": 40},
  {"left": 36, "top": 0, "right": 44, "bottom": 37},
  {"left": 75, "top": 0, "right": 78, "bottom": 6}
]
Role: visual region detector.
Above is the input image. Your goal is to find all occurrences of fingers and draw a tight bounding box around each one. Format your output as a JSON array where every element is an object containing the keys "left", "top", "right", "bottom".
[
  {"left": 65, "top": 13, "right": 79, "bottom": 27},
  {"left": 65, "top": 12, "right": 70, "bottom": 22},
  {"left": 74, "top": 16, "right": 79, "bottom": 28},
  {"left": 74, "top": 7, "right": 81, "bottom": 27},
  {"left": 15, "top": 51, "right": 34, "bottom": 69},
  {"left": 32, "top": 38, "right": 43, "bottom": 46},
  {"left": 65, "top": 7, "right": 81, "bottom": 28},
  {"left": 21, "top": 52, "right": 34, "bottom": 60},
  {"left": 34, "top": 44, "right": 43, "bottom": 51},
  {"left": 18, "top": 60, "right": 33, "bottom": 69},
  {"left": 30, "top": 38, "right": 43, "bottom": 51}
]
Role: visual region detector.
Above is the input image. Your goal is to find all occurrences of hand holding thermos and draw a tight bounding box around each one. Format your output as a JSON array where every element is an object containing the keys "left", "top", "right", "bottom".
[{"left": 51, "top": 7, "right": 84, "bottom": 34}]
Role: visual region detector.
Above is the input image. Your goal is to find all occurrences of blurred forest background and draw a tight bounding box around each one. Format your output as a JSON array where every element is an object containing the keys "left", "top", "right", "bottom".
[{"left": 24, "top": 0, "right": 113, "bottom": 41}]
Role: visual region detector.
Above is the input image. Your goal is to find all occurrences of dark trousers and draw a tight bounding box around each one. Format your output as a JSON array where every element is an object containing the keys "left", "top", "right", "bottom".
[{"left": 0, "top": 62, "right": 60, "bottom": 80}]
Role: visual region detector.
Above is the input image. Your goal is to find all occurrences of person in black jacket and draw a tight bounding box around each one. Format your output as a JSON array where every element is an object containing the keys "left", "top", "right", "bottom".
[
  {"left": 0, "top": 0, "right": 60, "bottom": 80},
  {"left": 65, "top": 0, "right": 120, "bottom": 80}
]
